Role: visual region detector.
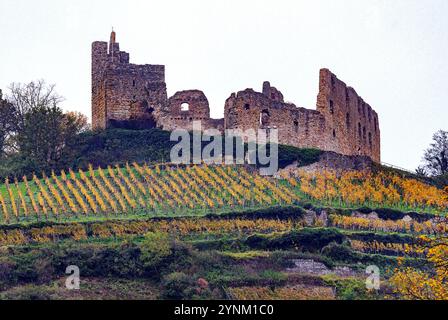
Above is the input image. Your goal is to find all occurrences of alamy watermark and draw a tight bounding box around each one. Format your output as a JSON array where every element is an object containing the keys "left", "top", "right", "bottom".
[
  {"left": 170, "top": 121, "right": 279, "bottom": 176},
  {"left": 365, "top": 265, "right": 380, "bottom": 290},
  {"left": 65, "top": 265, "right": 80, "bottom": 290}
]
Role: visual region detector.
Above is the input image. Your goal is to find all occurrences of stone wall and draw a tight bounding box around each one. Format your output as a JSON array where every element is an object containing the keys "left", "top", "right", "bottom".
[
  {"left": 91, "top": 31, "right": 381, "bottom": 162},
  {"left": 224, "top": 88, "right": 328, "bottom": 149},
  {"left": 92, "top": 31, "right": 223, "bottom": 132},
  {"left": 159, "top": 90, "right": 224, "bottom": 132},
  {"left": 92, "top": 31, "right": 167, "bottom": 130},
  {"left": 224, "top": 71, "right": 381, "bottom": 162},
  {"left": 316, "top": 69, "right": 380, "bottom": 162}
]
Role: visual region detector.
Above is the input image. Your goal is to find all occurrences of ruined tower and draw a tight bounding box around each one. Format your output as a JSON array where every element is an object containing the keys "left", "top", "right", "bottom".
[{"left": 91, "top": 30, "right": 168, "bottom": 130}]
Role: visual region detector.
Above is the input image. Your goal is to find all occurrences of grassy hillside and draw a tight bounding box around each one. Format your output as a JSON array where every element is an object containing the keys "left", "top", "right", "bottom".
[
  {"left": 0, "top": 128, "right": 323, "bottom": 181},
  {"left": 0, "top": 203, "right": 438, "bottom": 300},
  {"left": 0, "top": 136, "right": 446, "bottom": 300}
]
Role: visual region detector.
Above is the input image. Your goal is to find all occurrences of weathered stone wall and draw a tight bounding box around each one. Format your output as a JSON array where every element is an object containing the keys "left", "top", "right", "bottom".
[
  {"left": 92, "top": 32, "right": 223, "bottom": 132},
  {"left": 159, "top": 90, "right": 224, "bottom": 132},
  {"left": 224, "top": 71, "right": 381, "bottom": 162},
  {"left": 92, "top": 31, "right": 167, "bottom": 130},
  {"left": 91, "top": 32, "right": 381, "bottom": 162},
  {"left": 262, "top": 81, "right": 284, "bottom": 102},
  {"left": 224, "top": 88, "right": 328, "bottom": 149},
  {"left": 316, "top": 69, "right": 380, "bottom": 162}
]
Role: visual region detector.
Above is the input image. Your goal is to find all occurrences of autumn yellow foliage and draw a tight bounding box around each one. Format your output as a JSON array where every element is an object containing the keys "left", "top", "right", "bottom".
[
  {"left": 291, "top": 170, "right": 448, "bottom": 213},
  {"left": 390, "top": 236, "right": 448, "bottom": 300}
]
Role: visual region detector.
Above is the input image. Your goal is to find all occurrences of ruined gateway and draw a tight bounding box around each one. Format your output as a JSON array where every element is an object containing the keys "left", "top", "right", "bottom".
[{"left": 92, "top": 31, "right": 380, "bottom": 162}]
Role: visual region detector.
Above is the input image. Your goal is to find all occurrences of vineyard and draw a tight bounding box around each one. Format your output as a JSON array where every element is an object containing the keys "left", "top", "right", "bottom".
[
  {"left": 288, "top": 170, "right": 448, "bottom": 213},
  {"left": 0, "top": 163, "right": 299, "bottom": 224},
  {"left": 0, "top": 163, "right": 447, "bottom": 300},
  {"left": 0, "top": 164, "right": 447, "bottom": 225}
]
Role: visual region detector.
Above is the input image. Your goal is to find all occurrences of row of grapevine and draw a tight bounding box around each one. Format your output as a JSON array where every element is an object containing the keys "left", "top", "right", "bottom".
[
  {"left": 0, "top": 164, "right": 300, "bottom": 224},
  {"left": 285, "top": 170, "right": 448, "bottom": 213}
]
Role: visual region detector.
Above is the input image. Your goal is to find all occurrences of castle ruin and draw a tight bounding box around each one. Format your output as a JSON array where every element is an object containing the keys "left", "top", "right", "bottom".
[{"left": 92, "top": 31, "right": 380, "bottom": 162}]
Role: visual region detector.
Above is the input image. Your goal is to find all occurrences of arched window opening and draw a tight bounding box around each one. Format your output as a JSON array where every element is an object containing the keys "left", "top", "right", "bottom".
[
  {"left": 260, "top": 110, "right": 270, "bottom": 127},
  {"left": 329, "top": 100, "right": 334, "bottom": 114},
  {"left": 181, "top": 103, "right": 190, "bottom": 112},
  {"left": 294, "top": 120, "right": 299, "bottom": 133}
]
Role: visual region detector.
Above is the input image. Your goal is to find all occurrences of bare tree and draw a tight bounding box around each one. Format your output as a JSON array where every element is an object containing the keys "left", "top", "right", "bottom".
[
  {"left": 423, "top": 130, "right": 448, "bottom": 176},
  {"left": 6, "top": 80, "right": 64, "bottom": 132}
]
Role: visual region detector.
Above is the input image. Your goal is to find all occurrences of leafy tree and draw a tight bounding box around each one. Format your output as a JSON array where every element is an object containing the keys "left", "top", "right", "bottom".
[
  {"left": 18, "top": 105, "right": 65, "bottom": 168},
  {"left": 0, "top": 90, "right": 16, "bottom": 156},
  {"left": 17, "top": 106, "right": 88, "bottom": 169},
  {"left": 422, "top": 130, "right": 448, "bottom": 176},
  {"left": 0, "top": 81, "right": 88, "bottom": 174}
]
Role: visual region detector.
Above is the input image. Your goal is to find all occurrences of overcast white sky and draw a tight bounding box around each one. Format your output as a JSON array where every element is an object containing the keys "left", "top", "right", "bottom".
[{"left": 0, "top": 0, "right": 447, "bottom": 170}]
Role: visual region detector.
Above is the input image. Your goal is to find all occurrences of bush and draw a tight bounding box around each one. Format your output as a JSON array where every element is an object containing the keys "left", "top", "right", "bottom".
[
  {"left": 432, "top": 173, "right": 448, "bottom": 189},
  {"left": 321, "top": 243, "right": 357, "bottom": 263},
  {"left": 323, "top": 277, "right": 381, "bottom": 300},
  {"left": 347, "top": 232, "right": 416, "bottom": 245},
  {"left": 210, "top": 206, "right": 306, "bottom": 221},
  {"left": 191, "top": 238, "right": 248, "bottom": 251},
  {"left": 0, "top": 285, "right": 53, "bottom": 300},
  {"left": 139, "top": 232, "right": 172, "bottom": 270},
  {"left": 277, "top": 145, "right": 322, "bottom": 168},
  {"left": 163, "top": 240, "right": 194, "bottom": 274},
  {"left": 245, "top": 228, "right": 346, "bottom": 252},
  {"left": 289, "top": 228, "right": 346, "bottom": 252},
  {"left": 160, "top": 272, "right": 197, "bottom": 300}
]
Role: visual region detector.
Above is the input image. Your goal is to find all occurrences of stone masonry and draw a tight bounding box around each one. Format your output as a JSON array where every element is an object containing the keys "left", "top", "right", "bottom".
[{"left": 92, "top": 31, "right": 381, "bottom": 162}]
